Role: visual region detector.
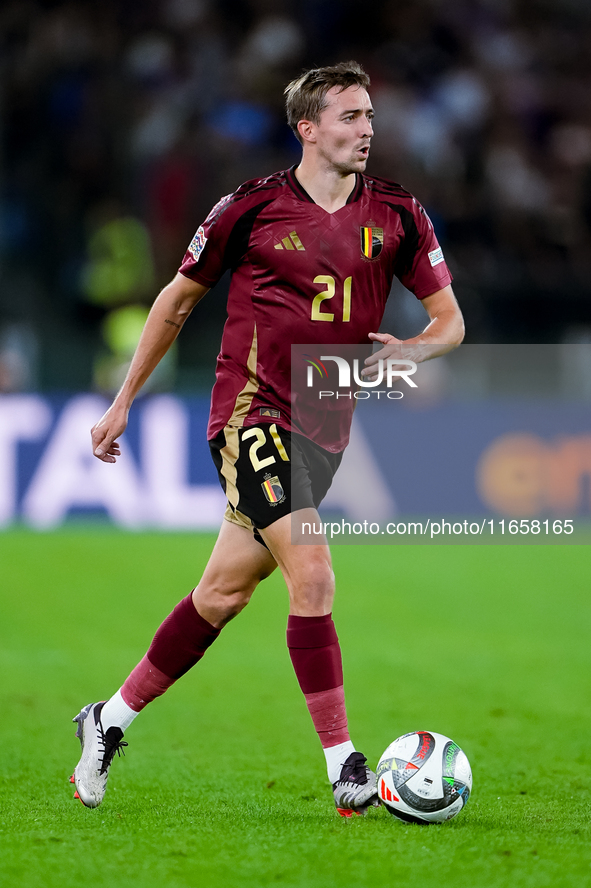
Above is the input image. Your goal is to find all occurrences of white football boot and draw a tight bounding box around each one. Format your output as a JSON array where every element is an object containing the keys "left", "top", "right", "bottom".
[
  {"left": 332, "top": 752, "right": 380, "bottom": 817},
  {"left": 70, "top": 702, "right": 127, "bottom": 808}
]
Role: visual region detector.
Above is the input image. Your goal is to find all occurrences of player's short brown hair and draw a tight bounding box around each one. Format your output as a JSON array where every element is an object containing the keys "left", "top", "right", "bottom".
[{"left": 284, "top": 61, "right": 370, "bottom": 143}]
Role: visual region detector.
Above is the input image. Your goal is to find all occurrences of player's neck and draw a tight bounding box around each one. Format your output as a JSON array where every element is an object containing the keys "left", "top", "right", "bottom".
[{"left": 294, "top": 160, "right": 357, "bottom": 214}]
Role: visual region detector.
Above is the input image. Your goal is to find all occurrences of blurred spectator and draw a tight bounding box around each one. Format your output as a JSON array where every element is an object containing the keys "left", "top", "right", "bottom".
[
  {"left": 0, "top": 323, "right": 38, "bottom": 392},
  {"left": 82, "top": 201, "right": 155, "bottom": 307},
  {"left": 93, "top": 303, "right": 176, "bottom": 394}
]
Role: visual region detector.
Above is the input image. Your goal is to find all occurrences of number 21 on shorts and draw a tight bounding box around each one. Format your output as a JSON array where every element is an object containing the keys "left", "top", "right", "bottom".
[{"left": 242, "top": 424, "right": 289, "bottom": 472}]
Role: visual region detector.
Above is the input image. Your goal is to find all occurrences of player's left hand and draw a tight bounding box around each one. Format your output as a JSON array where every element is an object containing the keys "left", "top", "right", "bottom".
[
  {"left": 363, "top": 332, "right": 413, "bottom": 381},
  {"left": 363, "top": 332, "right": 438, "bottom": 380},
  {"left": 367, "top": 332, "right": 401, "bottom": 349}
]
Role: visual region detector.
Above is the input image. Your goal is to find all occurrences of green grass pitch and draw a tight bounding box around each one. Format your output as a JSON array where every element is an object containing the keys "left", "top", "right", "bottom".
[{"left": 1, "top": 529, "right": 590, "bottom": 888}]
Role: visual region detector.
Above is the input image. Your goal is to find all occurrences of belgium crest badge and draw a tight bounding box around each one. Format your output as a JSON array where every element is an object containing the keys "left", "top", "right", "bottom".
[
  {"left": 360, "top": 223, "right": 384, "bottom": 259},
  {"left": 262, "top": 474, "right": 285, "bottom": 505}
]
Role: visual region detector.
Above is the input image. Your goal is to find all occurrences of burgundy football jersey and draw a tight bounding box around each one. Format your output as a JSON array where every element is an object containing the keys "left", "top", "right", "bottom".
[{"left": 179, "top": 166, "right": 452, "bottom": 451}]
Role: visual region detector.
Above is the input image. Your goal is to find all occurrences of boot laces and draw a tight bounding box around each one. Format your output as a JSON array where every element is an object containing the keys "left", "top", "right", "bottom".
[
  {"left": 97, "top": 725, "right": 128, "bottom": 775},
  {"left": 339, "top": 752, "right": 368, "bottom": 786}
]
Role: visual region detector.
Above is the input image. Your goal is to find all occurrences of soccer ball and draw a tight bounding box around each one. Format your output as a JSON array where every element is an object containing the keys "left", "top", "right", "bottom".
[{"left": 377, "top": 731, "right": 472, "bottom": 824}]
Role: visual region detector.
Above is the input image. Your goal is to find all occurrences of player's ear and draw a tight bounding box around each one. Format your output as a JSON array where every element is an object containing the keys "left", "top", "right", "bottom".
[{"left": 297, "top": 119, "right": 316, "bottom": 144}]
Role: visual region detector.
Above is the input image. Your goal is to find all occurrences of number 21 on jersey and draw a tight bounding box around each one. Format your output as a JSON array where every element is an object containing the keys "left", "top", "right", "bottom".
[{"left": 311, "top": 275, "right": 352, "bottom": 322}]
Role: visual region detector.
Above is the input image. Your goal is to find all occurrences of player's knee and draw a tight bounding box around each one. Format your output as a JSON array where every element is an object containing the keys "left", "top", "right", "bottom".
[
  {"left": 194, "top": 580, "right": 253, "bottom": 623},
  {"left": 213, "top": 561, "right": 275, "bottom": 624},
  {"left": 290, "top": 555, "right": 334, "bottom": 610},
  {"left": 215, "top": 592, "right": 251, "bottom": 625}
]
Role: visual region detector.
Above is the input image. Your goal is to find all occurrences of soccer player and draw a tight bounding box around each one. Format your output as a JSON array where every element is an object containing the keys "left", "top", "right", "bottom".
[{"left": 71, "top": 61, "right": 464, "bottom": 815}]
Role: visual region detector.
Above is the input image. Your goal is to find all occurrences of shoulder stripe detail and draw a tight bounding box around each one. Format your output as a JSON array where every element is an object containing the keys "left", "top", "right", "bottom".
[
  {"left": 233, "top": 181, "right": 287, "bottom": 203},
  {"left": 233, "top": 171, "right": 287, "bottom": 198},
  {"left": 366, "top": 185, "right": 413, "bottom": 201},
  {"left": 363, "top": 175, "right": 409, "bottom": 194},
  {"left": 370, "top": 187, "right": 412, "bottom": 200},
  {"left": 223, "top": 199, "right": 276, "bottom": 270},
  {"left": 384, "top": 202, "right": 421, "bottom": 278},
  {"left": 206, "top": 173, "right": 287, "bottom": 225}
]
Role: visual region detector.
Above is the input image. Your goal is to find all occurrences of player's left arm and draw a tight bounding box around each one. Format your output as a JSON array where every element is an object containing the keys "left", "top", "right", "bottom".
[{"left": 365, "top": 284, "right": 464, "bottom": 371}]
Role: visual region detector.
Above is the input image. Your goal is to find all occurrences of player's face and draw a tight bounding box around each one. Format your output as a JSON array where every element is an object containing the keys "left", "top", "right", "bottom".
[{"left": 314, "top": 85, "right": 374, "bottom": 174}]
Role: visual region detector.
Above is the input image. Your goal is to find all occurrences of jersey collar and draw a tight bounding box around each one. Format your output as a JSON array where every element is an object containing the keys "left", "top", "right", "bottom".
[{"left": 286, "top": 165, "right": 363, "bottom": 205}]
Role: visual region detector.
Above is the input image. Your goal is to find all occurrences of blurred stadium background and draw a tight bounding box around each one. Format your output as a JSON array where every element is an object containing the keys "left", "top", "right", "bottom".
[{"left": 1, "top": 0, "right": 591, "bottom": 530}]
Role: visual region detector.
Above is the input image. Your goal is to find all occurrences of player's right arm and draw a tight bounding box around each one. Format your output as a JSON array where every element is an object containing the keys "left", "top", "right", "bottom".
[{"left": 91, "top": 272, "right": 209, "bottom": 462}]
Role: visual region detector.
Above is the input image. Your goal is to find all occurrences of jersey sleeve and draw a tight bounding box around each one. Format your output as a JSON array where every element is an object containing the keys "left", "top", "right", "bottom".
[
  {"left": 395, "top": 199, "right": 453, "bottom": 299},
  {"left": 178, "top": 193, "right": 237, "bottom": 287}
]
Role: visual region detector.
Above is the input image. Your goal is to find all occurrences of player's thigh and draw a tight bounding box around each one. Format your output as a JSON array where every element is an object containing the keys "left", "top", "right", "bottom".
[{"left": 196, "top": 517, "right": 277, "bottom": 597}]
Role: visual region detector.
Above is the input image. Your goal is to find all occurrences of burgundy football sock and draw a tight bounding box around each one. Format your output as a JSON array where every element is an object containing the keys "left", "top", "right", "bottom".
[
  {"left": 120, "top": 593, "right": 221, "bottom": 712},
  {"left": 287, "top": 614, "right": 350, "bottom": 748},
  {"left": 120, "top": 655, "right": 175, "bottom": 712}
]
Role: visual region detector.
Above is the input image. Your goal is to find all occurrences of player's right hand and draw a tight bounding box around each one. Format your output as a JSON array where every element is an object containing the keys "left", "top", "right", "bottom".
[{"left": 91, "top": 404, "right": 128, "bottom": 463}]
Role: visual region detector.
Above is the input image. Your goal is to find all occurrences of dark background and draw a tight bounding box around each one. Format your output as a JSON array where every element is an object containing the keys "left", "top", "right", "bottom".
[{"left": 2, "top": 0, "right": 591, "bottom": 392}]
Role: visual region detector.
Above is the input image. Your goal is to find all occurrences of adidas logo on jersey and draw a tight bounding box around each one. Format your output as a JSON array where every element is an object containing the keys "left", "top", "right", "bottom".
[{"left": 274, "top": 231, "right": 305, "bottom": 251}]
